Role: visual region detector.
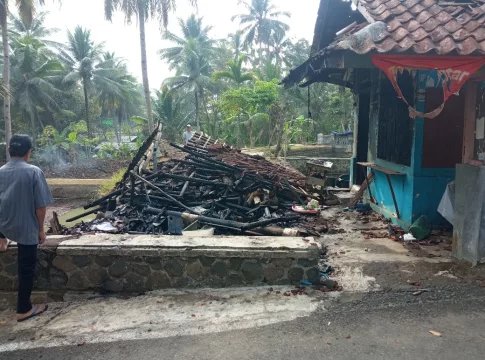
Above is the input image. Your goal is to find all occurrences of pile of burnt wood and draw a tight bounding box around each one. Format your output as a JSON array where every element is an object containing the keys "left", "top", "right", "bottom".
[{"left": 60, "top": 126, "right": 327, "bottom": 237}]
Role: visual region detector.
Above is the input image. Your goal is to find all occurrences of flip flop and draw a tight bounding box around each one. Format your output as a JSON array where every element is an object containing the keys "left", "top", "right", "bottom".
[{"left": 17, "top": 304, "right": 48, "bottom": 323}]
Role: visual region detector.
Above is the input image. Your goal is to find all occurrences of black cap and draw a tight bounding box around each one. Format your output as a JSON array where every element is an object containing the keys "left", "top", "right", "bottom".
[{"left": 9, "top": 134, "right": 33, "bottom": 157}]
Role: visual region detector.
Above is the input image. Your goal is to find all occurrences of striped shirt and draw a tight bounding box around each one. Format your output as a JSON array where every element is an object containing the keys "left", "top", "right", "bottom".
[{"left": 0, "top": 160, "right": 53, "bottom": 245}]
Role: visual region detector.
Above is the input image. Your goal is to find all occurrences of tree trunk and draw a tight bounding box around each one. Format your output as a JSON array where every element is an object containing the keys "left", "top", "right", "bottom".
[
  {"left": 118, "top": 115, "right": 122, "bottom": 143},
  {"left": 113, "top": 109, "right": 120, "bottom": 143},
  {"left": 275, "top": 117, "right": 286, "bottom": 156},
  {"left": 236, "top": 114, "right": 241, "bottom": 147},
  {"left": 254, "top": 128, "right": 265, "bottom": 145},
  {"left": 1, "top": 9, "right": 11, "bottom": 161},
  {"left": 195, "top": 90, "right": 200, "bottom": 130},
  {"left": 82, "top": 77, "right": 91, "bottom": 137},
  {"left": 248, "top": 118, "right": 253, "bottom": 148},
  {"left": 30, "top": 113, "right": 36, "bottom": 147},
  {"left": 201, "top": 91, "right": 214, "bottom": 134},
  {"left": 138, "top": 10, "right": 154, "bottom": 131}
]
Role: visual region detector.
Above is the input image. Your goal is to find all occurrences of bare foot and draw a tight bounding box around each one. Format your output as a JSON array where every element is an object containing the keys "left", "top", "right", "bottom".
[
  {"left": 0, "top": 238, "right": 8, "bottom": 252},
  {"left": 16, "top": 304, "right": 48, "bottom": 322}
]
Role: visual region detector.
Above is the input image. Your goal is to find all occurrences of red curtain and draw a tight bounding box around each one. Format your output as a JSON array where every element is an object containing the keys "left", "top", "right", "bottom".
[{"left": 372, "top": 55, "right": 485, "bottom": 119}]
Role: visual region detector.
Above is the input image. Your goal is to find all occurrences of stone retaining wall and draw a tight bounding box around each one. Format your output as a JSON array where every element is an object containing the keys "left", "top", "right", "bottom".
[
  {"left": 285, "top": 146, "right": 352, "bottom": 158},
  {"left": 47, "top": 179, "right": 106, "bottom": 200},
  {"left": 0, "top": 235, "right": 322, "bottom": 292},
  {"left": 285, "top": 157, "right": 351, "bottom": 176}
]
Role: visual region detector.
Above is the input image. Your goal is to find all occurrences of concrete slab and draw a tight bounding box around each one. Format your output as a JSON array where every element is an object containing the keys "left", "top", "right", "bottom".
[
  {"left": 0, "top": 287, "right": 327, "bottom": 352},
  {"left": 319, "top": 207, "right": 467, "bottom": 292},
  {"left": 57, "top": 234, "right": 321, "bottom": 259},
  {"left": 47, "top": 179, "right": 109, "bottom": 185},
  {"left": 47, "top": 179, "right": 108, "bottom": 200}
]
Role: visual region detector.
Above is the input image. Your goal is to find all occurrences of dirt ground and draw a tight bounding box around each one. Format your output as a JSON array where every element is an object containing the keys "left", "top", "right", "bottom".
[{"left": 45, "top": 199, "right": 86, "bottom": 228}]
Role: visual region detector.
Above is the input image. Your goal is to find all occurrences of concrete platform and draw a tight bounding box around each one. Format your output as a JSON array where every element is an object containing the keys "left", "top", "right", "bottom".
[
  {"left": 47, "top": 178, "right": 108, "bottom": 199},
  {"left": 0, "top": 235, "right": 322, "bottom": 292}
]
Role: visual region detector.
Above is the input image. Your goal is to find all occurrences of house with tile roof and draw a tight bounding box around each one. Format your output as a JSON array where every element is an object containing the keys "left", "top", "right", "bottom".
[{"left": 282, "top": 0, "right": 485, "bottom": 264}]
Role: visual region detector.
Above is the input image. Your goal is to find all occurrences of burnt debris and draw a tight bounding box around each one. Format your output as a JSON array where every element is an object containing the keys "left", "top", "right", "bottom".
[{"left": 61, "top": 127, "right": 327, "bottom": 237}]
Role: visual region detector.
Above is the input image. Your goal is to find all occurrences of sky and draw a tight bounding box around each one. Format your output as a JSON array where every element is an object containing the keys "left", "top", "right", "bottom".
[{"left": 38, "top": 0, "right": 320, "bottom": 88}]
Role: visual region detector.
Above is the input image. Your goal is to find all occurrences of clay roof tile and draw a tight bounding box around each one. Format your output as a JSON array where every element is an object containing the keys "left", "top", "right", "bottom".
[{"left": 322, "top": 0, "right": 485, "bottom": 56}]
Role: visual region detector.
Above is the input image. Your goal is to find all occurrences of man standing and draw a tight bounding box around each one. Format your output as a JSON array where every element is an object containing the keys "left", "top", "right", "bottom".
[
  {"left": 0, "top": 134, "right": 53, "bottom": 322},
  {"left": 183, "top": 124, "right": 193, "bottom": 145}
]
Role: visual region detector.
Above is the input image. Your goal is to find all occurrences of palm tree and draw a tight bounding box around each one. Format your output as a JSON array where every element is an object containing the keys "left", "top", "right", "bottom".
[
  {"left": 0, "top": 0, "right": 49, "bottom": 159},
  {"left": 153, "top": 86, "right": 192, "bottom": 142},
  {"left": 104, "top": 0, "right": 198, "bottom": 131},
  {"left": 9, "top": 11, "right": 63, "bottom": 53},
  {"left": 269, "top": 31, "right": 292, "bottom": 69},
  {"left": 232, "top": 0, "right": 290, "bottom": 64},
  {"left": 97, "top": 52, "right": 142, "bottom": 141},
  {"left": 60, "top": 26, "right": 119, "bottom": 137},
  {"left": 10, "top": 35, "right": 64, "bottom": 143},
  {"left": 159, "top": 15, "right": 216, "bottom": 130},
  {"left": 228, "top": 30, "right": 245, "bottom": 62},
  {"left": 284, "top": 39, "right": 310, "bottom": 69},
  {"left": 213, "top": 55, "right": 254, "bottom": 87}
]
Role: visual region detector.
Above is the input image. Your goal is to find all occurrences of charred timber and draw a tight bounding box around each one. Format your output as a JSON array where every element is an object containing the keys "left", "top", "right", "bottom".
[
  {"left": 144, "top": 206, "right": 299, "bottom": 231},
  {"left": 84, "top": 189, "right": 123, "bottom": 210},
  {"left": 158, "top": 172, "right": 230, "bottom": 187},
  {"left": 66, "top": 206, "right": 104, "bottom": 223},
  {"left": 130, "top": 171, "right": 201, "bottom": 215}
]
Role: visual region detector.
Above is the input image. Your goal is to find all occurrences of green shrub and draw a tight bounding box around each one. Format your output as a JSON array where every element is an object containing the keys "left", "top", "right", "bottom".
[{"left": 98, "top": 169, "right": 125, "bottom": 196}]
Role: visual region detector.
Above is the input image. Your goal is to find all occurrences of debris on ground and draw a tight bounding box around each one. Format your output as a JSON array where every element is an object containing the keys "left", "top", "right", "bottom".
[
  {"left": 429, "top": 330, "right": 442, "bottom": 337},
  {"left": 340, "top": 202, "right": 452, "bottom": 249},
  {"left": 409, "top": 215, "right": 433, "bottom": 240},
  {"left": 403, "top": 233, "right": 417, "bottom": 241},
  {"left": 51, "top": 126, "right": 332, "bottom": 237},
  {"left": 412, "top": 290, "right": 428, "bottom": 296},
  {"left": 434, "top": 271, "right": 458, "bottom": 280}
]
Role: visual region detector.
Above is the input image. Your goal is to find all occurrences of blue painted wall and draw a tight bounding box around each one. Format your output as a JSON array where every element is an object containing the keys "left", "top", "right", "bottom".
[
  {"left": 411, "top": 71, "right": 456, "bottom": 227},
  {"left": 359, "top": 70, "right": 456, "bottom": 230},
  {"left": 367, "top": 157, "right": 415, "bottom": 230}
]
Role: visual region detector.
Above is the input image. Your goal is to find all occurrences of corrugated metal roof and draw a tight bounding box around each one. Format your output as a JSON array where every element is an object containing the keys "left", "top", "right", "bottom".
[{"left": 329, "top": 0, "right": 485, "bottom": 55}]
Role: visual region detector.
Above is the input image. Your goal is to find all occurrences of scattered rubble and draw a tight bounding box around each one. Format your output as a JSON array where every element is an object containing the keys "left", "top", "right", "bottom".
[{"left": 51, "top": 127, "right": 329, "bottom": 237}]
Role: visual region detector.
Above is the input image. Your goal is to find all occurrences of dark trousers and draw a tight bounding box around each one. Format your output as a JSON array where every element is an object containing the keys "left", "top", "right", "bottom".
[{"left": 17, "top": 244, "right": 37, "bottom": 314}]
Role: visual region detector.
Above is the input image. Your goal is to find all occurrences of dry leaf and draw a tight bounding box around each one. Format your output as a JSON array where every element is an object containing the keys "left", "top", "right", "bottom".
[{"left": 429, "top": 330, "right": 442, "bottom": 337}]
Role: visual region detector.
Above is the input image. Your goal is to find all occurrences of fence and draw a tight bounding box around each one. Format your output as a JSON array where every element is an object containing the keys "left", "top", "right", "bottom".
[{"left": 317, "top": 133, "right": 353, "bottom": 149}]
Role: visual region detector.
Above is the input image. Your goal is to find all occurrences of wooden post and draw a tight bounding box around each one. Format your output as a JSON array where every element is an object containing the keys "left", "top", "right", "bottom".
[
  {"left": 50, "top": 212, "right": 62, "bottom": 235},
  {"left": 463, "top": 81, "right": 478, "bottom": 164}
]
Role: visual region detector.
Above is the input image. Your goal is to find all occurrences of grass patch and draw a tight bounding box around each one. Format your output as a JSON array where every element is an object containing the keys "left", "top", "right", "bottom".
[{"left": 98, "top": 169, "right": 125, "bottom": 196}]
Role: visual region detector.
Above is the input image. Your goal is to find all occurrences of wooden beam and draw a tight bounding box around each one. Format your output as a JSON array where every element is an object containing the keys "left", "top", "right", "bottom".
[
  {"left": 462, "top": 81, "right": 478, "bottom": 164},
  {"left": 349, "top": 172, "right": 375, "bottom": 207},
  {"left": 343, "top": 52, "right": 375, "bottom": 69},
  {"left": 357, "top": 3, "right": 376, "bottom": 24}
]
